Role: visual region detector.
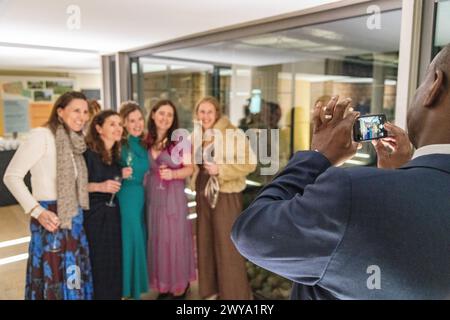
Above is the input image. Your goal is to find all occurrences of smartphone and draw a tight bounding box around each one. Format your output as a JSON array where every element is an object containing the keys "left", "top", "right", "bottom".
[{"left": 353, "top": 114, "right": 388, "bottom": 142}]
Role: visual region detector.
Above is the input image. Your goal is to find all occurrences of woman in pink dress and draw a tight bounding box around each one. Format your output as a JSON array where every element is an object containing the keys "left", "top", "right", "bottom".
[{"left": 145, "top": 99, "right": 195, "bottom": 299}]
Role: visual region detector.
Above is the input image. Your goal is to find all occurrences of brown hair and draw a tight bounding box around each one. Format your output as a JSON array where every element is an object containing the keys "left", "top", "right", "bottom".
[
  {"left": 46, "top": 91, "right": 87, "bottom": 134},
  {"left": 85, "top": 110, "right": 121, "bottom": 165},
  {"left": 194, "top": 96, "right": 222, "bottom": 122},
  {"left": 88, "top": 100, "right": 102, "bottom": 120},
  {"left": 146, "top": 99, "right": 179, "bottom": 150},
  {"left": 119, "top": 100, "right": 146, "bottom": 148}
]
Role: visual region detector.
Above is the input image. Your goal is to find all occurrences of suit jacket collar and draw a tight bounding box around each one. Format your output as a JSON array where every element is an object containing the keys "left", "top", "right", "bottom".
[{"left": 400, "top": 154, "right": 450, "bottom": 174}]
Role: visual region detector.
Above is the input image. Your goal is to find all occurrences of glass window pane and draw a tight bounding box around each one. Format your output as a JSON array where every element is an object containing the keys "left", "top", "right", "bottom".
[
  {"left": 433, "top": 0, "right": 450, "bottom": 54},
  {"left": 139, "top": 9, "right": 402, "bottom": 182},
  {"left": 138, "top": 58, "right": 215, "bottom": 130}
]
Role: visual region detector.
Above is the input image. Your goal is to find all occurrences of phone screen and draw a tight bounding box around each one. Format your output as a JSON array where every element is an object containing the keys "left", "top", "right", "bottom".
[{"left": 353, "top": 114, "right": 387, "bottom": 142}]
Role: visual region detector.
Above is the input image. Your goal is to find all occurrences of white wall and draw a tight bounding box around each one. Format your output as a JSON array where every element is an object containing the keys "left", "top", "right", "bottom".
[{"left": 70, "top": 72, "right": 102, "bottom": 92}]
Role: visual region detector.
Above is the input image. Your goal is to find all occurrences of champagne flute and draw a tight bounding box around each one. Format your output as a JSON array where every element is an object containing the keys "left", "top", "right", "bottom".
[
  {"left": 157, "top": 163, "right": 168, "bottom": 190},
  {"left": 49, "top": 231, "right": 61, "bottom": 253},
  {"left": 106, "top": 175, "right": 122, "bottom": 207},
  {"left": 126, "top": 152, "right": 134, "bottom": 180}
]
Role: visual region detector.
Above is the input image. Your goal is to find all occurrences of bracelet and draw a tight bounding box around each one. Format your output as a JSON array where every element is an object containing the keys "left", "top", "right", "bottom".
[{"left": 27, "top": 204, "right": 40, "bottom": 216}]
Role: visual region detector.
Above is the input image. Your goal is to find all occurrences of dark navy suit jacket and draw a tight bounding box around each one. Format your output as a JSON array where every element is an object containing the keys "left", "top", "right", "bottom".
[{"left": 231, "top": 151, "right": 450, "bottom": 299}]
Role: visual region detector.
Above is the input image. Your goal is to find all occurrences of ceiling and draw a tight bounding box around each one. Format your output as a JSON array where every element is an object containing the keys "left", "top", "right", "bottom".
[
  {"left": 0, "top": 0, "right": 340, "bottom": 71},
  {"left": 153, "top": 10, "right": 402, "bottom": 67}
]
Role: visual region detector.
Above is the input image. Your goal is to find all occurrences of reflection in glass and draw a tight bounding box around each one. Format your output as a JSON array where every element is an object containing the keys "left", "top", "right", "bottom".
[
  {"left": 134, "top": 9, "right": 402, "bottom": 179},
  {"left": 433, "top": 0, "right": 450, "bottom": 56}
]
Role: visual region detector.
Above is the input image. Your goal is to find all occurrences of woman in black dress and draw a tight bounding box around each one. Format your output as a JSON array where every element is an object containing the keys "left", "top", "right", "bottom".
[{"left": 83, "top": 110, "right": 131, "bottom": 299}]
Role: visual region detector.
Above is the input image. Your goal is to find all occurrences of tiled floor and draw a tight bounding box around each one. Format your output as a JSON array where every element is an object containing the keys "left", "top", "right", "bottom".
[
  {"left": 0, "top": 204, "right": 202, "bottom": 300},
  {"left": 0, "top": 205, "right": 29, "bottom": 300}
]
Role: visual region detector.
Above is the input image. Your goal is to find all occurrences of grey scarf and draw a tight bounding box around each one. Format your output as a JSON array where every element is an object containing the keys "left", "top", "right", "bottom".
[{"left": 55, "top": 124, "right": 89, "bottom": 229}]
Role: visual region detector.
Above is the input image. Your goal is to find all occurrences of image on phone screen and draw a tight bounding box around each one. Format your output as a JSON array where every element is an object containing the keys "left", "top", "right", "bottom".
[{"left": 353, "top": 114, "right": 387, "bottom": 142}]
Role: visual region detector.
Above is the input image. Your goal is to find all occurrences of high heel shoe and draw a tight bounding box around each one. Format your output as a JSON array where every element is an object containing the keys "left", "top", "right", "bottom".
[{"left": 172, "top": 283, "right": 190, "bottom": 299}]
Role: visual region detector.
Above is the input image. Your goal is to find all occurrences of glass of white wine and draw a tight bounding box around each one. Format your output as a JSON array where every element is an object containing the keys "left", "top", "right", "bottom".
[
  {"left": 49, "top": 231, "right": 61, "bottom": 253},
  {"left": 106, "top": 175, "right": 122, "bottom": 207},
  {"left": 126, "top": 152, "right": 134, "bottom": 180}
]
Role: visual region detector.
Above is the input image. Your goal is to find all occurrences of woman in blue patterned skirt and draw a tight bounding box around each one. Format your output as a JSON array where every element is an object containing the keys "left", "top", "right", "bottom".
[{"left": 3, "top": 91, "right": 94, "bottom": 299}]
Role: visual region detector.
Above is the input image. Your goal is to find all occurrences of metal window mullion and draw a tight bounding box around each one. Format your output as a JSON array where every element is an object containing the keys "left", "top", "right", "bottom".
[{"left": 395, "top": 0, "right": 423, "bottom": 129}]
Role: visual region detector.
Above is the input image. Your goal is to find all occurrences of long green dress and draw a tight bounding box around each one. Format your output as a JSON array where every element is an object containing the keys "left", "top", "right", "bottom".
[{"left": 117, "top": 135, "right": 150, "bottom": 299}]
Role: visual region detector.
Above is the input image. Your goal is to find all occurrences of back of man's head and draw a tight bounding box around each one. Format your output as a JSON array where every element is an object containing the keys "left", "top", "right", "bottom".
[
  {"left": 407, "top": 44, "right": 450, "bottom": 148},
  {"left": 433, "top": 44, "right": 450, "bottom": 88}
]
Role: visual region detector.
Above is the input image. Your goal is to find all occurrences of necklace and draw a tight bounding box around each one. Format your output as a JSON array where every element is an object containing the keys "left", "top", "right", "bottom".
[{"left": 153, "top": 137, "right": 168, "bottom": 151}]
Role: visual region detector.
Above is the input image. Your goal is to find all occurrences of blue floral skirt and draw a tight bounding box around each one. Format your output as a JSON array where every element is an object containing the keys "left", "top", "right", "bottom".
[{"left": 25, "top": 201, "right": 94, "bottom": 300}]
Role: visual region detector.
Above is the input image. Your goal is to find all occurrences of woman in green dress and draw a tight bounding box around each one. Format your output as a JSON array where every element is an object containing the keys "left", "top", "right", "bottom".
[{"left": 117, "top": 101, "right": 149, "bottom": 299}]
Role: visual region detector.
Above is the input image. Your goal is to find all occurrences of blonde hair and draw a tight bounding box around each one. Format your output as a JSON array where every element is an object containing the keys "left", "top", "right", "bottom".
[{"left": 194, "top": 96, "right": 222, "bottom": 122}]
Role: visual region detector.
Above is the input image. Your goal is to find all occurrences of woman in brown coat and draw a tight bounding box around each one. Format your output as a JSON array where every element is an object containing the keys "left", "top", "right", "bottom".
[{"left": 191, "top": 96, "right": 256, "bottom": 300}]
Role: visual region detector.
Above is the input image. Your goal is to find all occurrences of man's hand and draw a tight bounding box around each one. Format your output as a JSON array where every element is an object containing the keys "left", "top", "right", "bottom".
[
  {"left": 311, "top": 96, "right": 361, "bottom": 166},
  {"left": 371, "top": 122, "right": 412, "bottom": 169}
]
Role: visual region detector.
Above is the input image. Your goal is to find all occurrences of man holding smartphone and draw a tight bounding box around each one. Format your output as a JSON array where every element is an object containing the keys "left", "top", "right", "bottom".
[{"left": 231, "top": 44, "right": 450, "bottom": 299}]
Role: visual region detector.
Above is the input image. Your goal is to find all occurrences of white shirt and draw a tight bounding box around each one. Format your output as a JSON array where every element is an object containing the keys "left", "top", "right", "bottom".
[
  {"left": 3, "top": 127, "right": 58, "bottom": 219},
  {"left": 412, "top": 144, "right": 450, "bottom": 159}
]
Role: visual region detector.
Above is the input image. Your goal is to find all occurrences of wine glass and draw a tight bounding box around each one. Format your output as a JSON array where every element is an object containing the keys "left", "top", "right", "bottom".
[
  {"left": 106, "top": 175, "right": 122, "bottom": 207},
  {"left": 49, "top": 231, "right": 61, "bottom": 253},
  {"left": 157, "top": 163, "right": 168, "bottom": 190},
  {"left": 126, "top": 152, "right": 134, "bottom": 180}
]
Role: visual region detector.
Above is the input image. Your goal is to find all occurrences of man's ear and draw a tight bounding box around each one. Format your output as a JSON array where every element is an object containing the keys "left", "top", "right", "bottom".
[{"left": 424, "top": 69, "right": 444, "bottom": 108}]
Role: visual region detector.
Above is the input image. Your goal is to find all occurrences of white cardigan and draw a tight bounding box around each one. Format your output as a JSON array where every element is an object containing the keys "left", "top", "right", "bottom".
[{"left": 3, "top": 127, "right": 58, "bottom": 219}]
